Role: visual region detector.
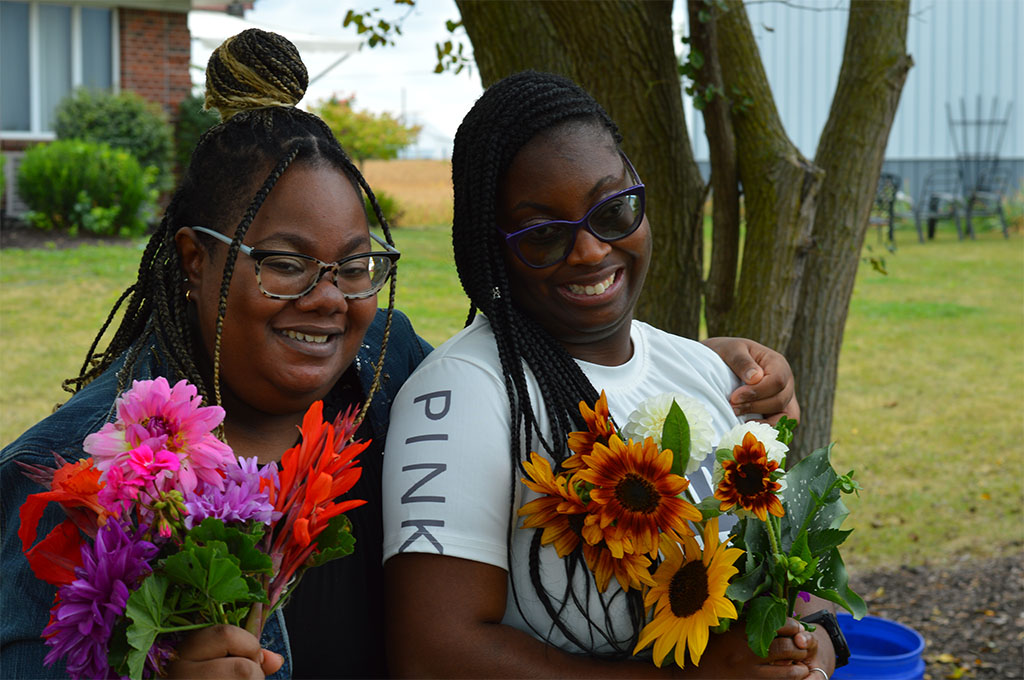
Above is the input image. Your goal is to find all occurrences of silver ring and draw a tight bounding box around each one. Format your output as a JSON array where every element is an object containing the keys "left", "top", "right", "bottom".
[{"left": 809, "top": 669, "right": 829, "bottom": 680}]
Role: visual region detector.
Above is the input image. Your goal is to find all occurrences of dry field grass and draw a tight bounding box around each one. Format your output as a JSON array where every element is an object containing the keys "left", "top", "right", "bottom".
[{"left": 362, "top": 159, "right": 453, "bottom": 228}]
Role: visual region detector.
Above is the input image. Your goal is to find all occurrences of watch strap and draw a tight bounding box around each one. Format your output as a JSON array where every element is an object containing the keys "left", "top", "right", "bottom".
[{"left": 801, "top": 609, "right": 850, "bottom": 668}]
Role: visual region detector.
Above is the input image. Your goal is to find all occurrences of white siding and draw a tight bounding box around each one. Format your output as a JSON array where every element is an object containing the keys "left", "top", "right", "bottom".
[{"left": 687, "top": 0, "right": 1023, "bottom": 162}]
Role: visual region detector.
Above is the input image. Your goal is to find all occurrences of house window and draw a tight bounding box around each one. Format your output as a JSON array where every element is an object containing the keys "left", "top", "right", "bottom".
[{"left": 0, "top": 1, "right": 117, "bottom": 137}]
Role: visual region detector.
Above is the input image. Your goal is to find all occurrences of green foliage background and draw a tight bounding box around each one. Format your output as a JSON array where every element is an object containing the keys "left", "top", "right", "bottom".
[
  {"left": 16, "top": 140, "right": 157, "bottom": 237},
  {"left": 54, "top": 89, "right": 174, "bottom": 191},
  {"left": 310, "top": 95, "right": 421, "bottom": 166},
  {"left": 174, "top": 93, "right": 221, "bottom": 176}
]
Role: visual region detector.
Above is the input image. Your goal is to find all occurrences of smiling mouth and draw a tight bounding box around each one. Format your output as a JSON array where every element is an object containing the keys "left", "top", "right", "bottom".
[
  {"left": 566, "top": 272, "right": 616, "bottom": 296},
  {"left": 281, "top": 329, "right": 330, "bottom": 344}
]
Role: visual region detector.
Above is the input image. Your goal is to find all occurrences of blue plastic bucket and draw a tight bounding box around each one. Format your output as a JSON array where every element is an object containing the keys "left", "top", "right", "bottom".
[
  {"left": 832, "top": 613, "right": 925, "bottom": 680},
  {"left": 831, "top": 614, "right": 929, "bottom": 675}
]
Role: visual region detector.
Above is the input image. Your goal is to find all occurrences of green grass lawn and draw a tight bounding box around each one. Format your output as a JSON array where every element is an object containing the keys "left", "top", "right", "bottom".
[{"left": 1, "top": 221, "right": 1021, "bottom": 571}]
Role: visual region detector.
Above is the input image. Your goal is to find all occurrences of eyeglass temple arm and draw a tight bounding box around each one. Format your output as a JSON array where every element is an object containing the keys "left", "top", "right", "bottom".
[
  {"left": 190, "top": 226, "right": 255, "bottom": 255},
  {"left": 370, "top": 230, "right": 400, "bottom": 255}
]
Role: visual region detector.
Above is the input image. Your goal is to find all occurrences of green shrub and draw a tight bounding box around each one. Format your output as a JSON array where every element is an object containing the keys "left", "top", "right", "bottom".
[
  {"left": 16, "top": 139, "right": 157, "bottom": 237},
  {"left": 175, "top": 93, "right": 220, "bottom": 174},
  {"left": 54, "top": 89, "right": 174, "bottom": 190},
  {"left": 365, "top": 190, "right": 405, "bottom": 228}
]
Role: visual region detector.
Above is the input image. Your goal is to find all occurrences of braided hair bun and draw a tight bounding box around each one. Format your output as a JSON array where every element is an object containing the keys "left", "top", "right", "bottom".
[{"left": 204, "top": 28, "right": 309, "bottom": 121}]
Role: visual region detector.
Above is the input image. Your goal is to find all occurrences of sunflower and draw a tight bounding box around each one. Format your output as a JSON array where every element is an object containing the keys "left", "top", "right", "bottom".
[
  {"left": 519, "top": 452, "right": 588, "bottom": 558},
  {"left": 582, "top": 541, "right": 657, "bottom": 593},
  {"left": 578, "top": 434, "right": 700, "bottom": 557},
  {"left": 564, "top": 391, "right": 617, "bottom": 469},
  {"left": 633, "top": 519, "right": 742, "bottom": 667},
  {"left": 714, "top": 431, "right": 784, "bottom": 522}
]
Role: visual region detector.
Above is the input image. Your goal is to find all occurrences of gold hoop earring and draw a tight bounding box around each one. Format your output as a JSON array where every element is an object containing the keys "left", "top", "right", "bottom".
[{"left": 185, "top": 289, "right": 192, "bottom": 302}]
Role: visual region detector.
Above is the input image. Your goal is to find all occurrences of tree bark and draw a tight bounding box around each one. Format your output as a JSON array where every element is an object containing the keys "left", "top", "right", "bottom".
[
  {"left": 457, "top": 0, "right": 705, "bottom": 337},
  {"left": 716, "top": 0, "right": 823, "bottom": 352},
  {"left": 787, "top": 0, "right": 913, "bottom": 461},
  {"left": 688, "top": 0, "right": 740, "bottom": 338}
]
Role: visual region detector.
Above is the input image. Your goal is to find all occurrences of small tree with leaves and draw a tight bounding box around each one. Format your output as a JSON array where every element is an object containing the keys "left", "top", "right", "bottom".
[{"left": 309, "top": 95, "right": 421, "bottom": 168}]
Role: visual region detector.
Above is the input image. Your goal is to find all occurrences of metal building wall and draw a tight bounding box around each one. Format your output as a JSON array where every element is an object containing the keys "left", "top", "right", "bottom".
[{"left": 687, "top": 0, "right": 1023, "bottom": 201}]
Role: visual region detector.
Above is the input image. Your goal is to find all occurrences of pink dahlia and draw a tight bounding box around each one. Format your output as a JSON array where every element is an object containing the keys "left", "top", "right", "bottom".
[{"left": 84, "top": 377, "right": 234, "bottom": 494}]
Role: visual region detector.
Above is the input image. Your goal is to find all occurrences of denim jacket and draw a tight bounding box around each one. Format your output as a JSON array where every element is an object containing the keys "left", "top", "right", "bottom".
[{"left": 0, "top": 308, "right": 430, "bottom": 679}]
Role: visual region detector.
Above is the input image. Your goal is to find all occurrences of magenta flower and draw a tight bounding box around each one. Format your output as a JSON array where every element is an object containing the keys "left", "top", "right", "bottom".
[
  {"left": 184, "top": 457, "right": 281, "bottom": 529},
  {"left": 43, "top": 519, "right": 157, "bottom": 680},
  {"left": 97, "top": 463, "right": 143, "bottom": 516},
  {"left": 127, "top": 445, "right": 180, "bottom": 480},
  {"left": 84, "top": 377, "right": 234, "bottom": 494}
]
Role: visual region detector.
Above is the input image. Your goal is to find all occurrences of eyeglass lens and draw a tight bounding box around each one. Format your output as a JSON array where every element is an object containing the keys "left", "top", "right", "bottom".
[
  {"left": 257, "top": 253, "right": 393, "bottom": 299},
  {"left": 515, "top": 189, "right": 643, "bottom": 267}
]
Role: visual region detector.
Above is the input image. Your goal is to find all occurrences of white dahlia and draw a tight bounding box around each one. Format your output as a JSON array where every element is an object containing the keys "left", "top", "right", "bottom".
[{"left": 621, "top": 392, "right": 715, "bottom": 474}]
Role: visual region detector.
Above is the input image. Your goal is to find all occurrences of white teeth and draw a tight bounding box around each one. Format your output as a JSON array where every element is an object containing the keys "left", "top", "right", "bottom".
[
  {"left": 283, "top": 330, "right": 329, "bottom": 344},
  {"left": 568, "top": 273, "right": 615, "bottom": 296}
]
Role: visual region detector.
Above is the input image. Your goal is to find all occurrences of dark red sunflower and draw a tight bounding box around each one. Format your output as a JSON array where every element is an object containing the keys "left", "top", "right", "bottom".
[
  {"left": 519, "top": 453, "right": 588, "bottom": 557},
  {"left": 714, "top": 431, "right": 784, "bottom": 522},
  {"left": 578, "top": 434, "right": 700, "bottom": 557},
  {"left": 564, "top": 391, "right": 617, "bottom": 470}
]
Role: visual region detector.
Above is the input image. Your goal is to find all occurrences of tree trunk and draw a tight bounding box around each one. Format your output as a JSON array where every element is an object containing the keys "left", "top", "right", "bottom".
[
  {"left": 787, "top": 0, "right": 913, "bottom": 461},
  {"left": 715, "top": 0, "right": 823, "bottom": 352},
  {"left": 688, "top": 0, "right": 740, "bottom": 338},
  {"left": 457, "top": 0, "right": 705, "bottom": 337}
]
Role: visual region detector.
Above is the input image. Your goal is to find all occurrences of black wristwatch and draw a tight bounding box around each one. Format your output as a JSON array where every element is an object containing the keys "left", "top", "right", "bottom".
[{"left": 801, "top": 609, "right": 850, "bottom": 668}]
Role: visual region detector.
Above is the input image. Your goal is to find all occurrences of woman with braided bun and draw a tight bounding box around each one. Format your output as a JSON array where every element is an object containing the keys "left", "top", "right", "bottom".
[
  {"left": 2, "top": 33, "right": 795, "bottom": 679},
  {"left": 0, "top": 29, "right": 428, "bottom": 680},
  {"left": 382, "top": 71, "right": 833, "bottom": 679}
]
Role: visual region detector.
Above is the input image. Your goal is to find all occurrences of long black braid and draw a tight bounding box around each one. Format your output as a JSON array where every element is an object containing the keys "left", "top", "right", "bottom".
[
  {"left": 64, "top": 29, "right": 397, "bottom": 429},
  {"left": 451, "top": 71, "right": 645, "bottom": 657}
]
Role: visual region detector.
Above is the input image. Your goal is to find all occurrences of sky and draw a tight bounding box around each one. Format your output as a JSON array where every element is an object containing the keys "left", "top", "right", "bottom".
[
  {"left": 191, "top": 1, "right": 690, "bottom": 156},
  {"left": 191, "top": 0, "right": 485, "bottom": 151}
]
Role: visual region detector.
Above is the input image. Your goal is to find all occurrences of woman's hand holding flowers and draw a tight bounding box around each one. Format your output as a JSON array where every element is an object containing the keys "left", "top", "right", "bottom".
[{"left": 165, "top": 625, "right": 282, "bottom": 679}]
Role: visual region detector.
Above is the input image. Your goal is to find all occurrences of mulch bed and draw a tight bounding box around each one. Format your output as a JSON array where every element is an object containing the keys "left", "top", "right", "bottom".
[
  {"left": 849, "top": 555, "right": 1023, "bottom": 678},
  {"left": 1, "top": 219, "right": 142, "bottom": 250},
  {"left": 4, "top": 222, "right": 1022, "bottom": 678}
]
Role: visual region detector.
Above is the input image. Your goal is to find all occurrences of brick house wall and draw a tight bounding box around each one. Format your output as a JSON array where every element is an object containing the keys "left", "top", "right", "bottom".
[
  {"left": 2, "top": 4, "right": 192, "bottom": 218},
  {"left": 120, "top": 8, "right": 193, "bottom": 123}
]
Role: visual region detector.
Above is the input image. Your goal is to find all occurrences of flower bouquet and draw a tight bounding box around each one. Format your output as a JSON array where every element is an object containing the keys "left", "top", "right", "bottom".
[
  {"left": 519, "top": 391, "right": 865, "bottom": 668},
  {"left": 17, "top": 377, "right": 366, "bottom": 679}
]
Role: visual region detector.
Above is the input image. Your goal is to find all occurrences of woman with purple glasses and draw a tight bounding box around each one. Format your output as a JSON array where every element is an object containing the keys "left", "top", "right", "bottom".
[{"left": 381, "top": 71, "right": 834, "bottom": 678}]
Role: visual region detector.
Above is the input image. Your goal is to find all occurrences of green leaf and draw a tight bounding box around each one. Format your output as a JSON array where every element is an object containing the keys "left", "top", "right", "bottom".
[
  {"left": 689, "top": 49, "right": 705, "bottom": 69},
  {"left": 124, "top": 575, "right": 170, "bottom": 679},
  {"left": 808, "top": 528, "right": 853, "bottom": 556},
  {"left": 744, "top": 596, "right": 787, "bottom": 658},
  {"left": 808, "top": 548, "right": 867, "bottom": 618},
  {"left": 773, "top": 415, "right": 798, "bottom": 446},
  {"left": 695, "top": 495, "right": 723, "bottom": 520},
  {"left": 726, "top": 558, "right": 770, "bottom": 603},
  {"left": 163, "top": 542, "right": 250, "bottom": 605},
  {"left": 778, "top": 444, "right": 849, "bottom": 550},
  {"left": 791, "top": 531, "right": 813, "bottom": 565},
  {"left": 310, "top": 514, "right": 357, "bottom": 567},
  {"left": 187, "top": 519, "right": 272, "bottom": 576},
  {"left": 662, "top": 400, "right": 691, "bottom": 476}
]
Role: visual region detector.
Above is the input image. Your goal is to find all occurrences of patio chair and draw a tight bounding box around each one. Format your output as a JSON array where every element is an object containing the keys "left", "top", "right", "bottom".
[
  {"left": 914, "top": 168, "right": 963, "bottom": 242},
  {"left": 869, "top": 172, "right": 901, "bottom": 243},
  {"left": 947, "top": 97, "right": 1013, "bottom": 238}
]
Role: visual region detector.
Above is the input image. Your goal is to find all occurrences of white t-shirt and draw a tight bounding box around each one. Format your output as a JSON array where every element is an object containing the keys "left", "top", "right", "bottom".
[{"left": 382, "top": 315, "right": 742, "bottom": 654}]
